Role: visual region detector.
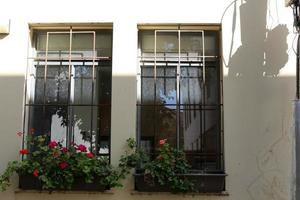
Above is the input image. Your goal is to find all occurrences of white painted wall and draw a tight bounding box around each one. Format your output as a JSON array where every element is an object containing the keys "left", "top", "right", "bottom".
[{"left": 0, "top": 0, "right": 295, "bottom": 199}]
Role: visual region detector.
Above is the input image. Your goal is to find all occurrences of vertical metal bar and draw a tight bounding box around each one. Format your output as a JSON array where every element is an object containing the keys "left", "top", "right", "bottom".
[
  {"left": 154, "top": 31, "right": 157, "bottom": 146},
  {"left": 297, "top": 34, "right": 300, "bottom": 99},
  {"left": 177, "top": 30, "right": 181, "bottom": 149},
  {"left": 90, "top": 31, "right": 96, "bottom": 153},
  {"left": 136, "top": 31, "right": 142, "bottom": 148},
  {"left": 67, "top": 28, "right": 73, "bottom": 147},
  {"left": 202, "top": 31, "right": 206, "bottom": 84}
]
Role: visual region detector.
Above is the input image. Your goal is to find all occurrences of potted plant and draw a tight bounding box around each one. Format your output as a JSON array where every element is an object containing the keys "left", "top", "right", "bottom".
[
  {"left": 0, "top": 134, "right": 137, "bottom": 191},
  {"left": 134, "top": 139, "right": 226, "bottom": 193}
]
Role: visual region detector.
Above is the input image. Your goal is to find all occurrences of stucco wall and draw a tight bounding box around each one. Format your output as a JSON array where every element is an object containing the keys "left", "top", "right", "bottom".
[{"left": 0, "top": 0, "right": 295, "bottom": 199}]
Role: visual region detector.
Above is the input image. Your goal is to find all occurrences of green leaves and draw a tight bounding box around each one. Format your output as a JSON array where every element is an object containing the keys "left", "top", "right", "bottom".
[
  {"left": 0, "top": 135, "right": 141, "bottom": 191},
  {"left": 143, "top": 141, "right": 193, "bottom": 192}
]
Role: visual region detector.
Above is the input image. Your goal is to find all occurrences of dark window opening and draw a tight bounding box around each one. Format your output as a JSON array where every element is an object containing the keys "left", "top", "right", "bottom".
[
  {"left": 24, "top": 28, "right": 112, "bottom": 158},
  {"left": 137, "top": 28, "right": 224, "bottom": 173}
]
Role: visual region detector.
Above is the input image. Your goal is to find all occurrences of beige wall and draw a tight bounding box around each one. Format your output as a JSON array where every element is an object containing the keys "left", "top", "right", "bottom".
[{"left": 0, "top": 0, "right": 295, "bottom": 199}]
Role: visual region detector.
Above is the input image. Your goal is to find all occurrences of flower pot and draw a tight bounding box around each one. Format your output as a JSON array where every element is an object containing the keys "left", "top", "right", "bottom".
[
  {"left": 134, "top": 172, "right": 226, "bottom": 193},
  {"left": 19, "top": 175, "right": 107, "bottom": 191},
  {"left": 19, "top": 175, "right": 42, "bottom": 190}
]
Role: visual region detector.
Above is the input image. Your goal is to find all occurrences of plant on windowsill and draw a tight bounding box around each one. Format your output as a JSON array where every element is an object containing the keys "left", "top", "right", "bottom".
[
  {"left": 134, "top": 139, "right": 227, "bottom": 193},
  {"left": 0, "top": 134, "right": 138, "bottom": 192},
  {"left": 134, "top": 139, "right": 194, "bottom": 193}
]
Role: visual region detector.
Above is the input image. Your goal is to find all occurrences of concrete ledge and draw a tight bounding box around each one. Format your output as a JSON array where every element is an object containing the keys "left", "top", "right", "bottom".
[
  {"left": 15, "top": 189, "right": 114, "bottom": 195},
  {"left": 130, "top": 190, "right": 229, "bottom": 196}
]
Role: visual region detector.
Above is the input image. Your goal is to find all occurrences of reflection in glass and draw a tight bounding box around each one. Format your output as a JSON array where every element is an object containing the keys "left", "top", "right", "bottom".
[
  {"left": 138, "top": 29, "right": 222, "bottom": 171},
  {"left": 26, "top": 29, "right": 112, "bottom": 157}
]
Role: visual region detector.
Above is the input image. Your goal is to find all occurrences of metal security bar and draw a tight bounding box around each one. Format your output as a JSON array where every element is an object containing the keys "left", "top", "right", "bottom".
[
  {"left": 23, "top": 28, "right": 112, "bottom": 158},
  {"left": 137, "top": 29, "right": 223, "bottom": 172}
]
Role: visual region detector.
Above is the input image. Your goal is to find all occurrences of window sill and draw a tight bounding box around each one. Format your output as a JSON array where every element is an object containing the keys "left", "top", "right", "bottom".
[
  {"left": 130, "top": 191, "right": 229, "bottom": 196},
  {"left": 134, "top": 173, "right": 227, "bottom": 193},
  {"left": 15, "top": 189, "right": 114, "bottom": 195},
  {"left": 18, "top": 175, "right": 109, "bottom": 192}
]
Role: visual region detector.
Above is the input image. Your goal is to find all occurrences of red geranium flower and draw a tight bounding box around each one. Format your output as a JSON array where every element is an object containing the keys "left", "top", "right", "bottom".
[
  {"left": 86, "top": 152, "right": 94, "bottom": 158},
  {"left": 62, "top": 147, "right": 68, "bottom": 153},
  {"left": 33, "top": 169, "right": 39, "bottom": 177},
  {"left": 77, "top": 144, "right": 87, "bottom": 152},
  {"left": 48, "top": 141, "right": 58, "bottom": 148},
  {"left": 19, "top": 149, "right": 29, "bottom": 155},
  {"left": 159, "top": 139, "right": 167, "bottom": 145},
  {"left": 59, "top": 161, "right": 68, "bottom": 170}
]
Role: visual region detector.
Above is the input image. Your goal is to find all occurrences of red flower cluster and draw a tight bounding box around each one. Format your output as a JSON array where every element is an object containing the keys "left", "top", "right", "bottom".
[
  {"left": 33, "top": 169, "right": 39, "bottom": 177},
  {"left": 59, "top": 161, "right": 68, "bottom": 170},
  {"left": 19, "top": 149, "right": 29, "bottom": 155},
  {"left": 77, "top": 144, "right": 87, "bottom": 152},
  {"left": 159, "top": 139, "right": 167, "bottom": 145},
  {"left": 62, "top": 147, "right": 68, "bottom": 153},
  {"left": 86, "top": 152, "right": 94, "bottom": 158},
  {"left": 48, "top": 141, "right": 58, "bottom": 148}
]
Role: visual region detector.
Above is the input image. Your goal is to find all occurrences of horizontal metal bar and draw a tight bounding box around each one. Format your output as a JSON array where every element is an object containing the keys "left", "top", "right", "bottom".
[
  {"left": 44, "top": 31, "right": 96, "bottom": 34},
  {"left": 25, "top": 103, "right": 111, "bottom": 106},
  {"left": 29, "top": 56, "right": 111, "bottom": 61},
  {"left": 139, "top": 55, "right": 218, "bottom": 58}
]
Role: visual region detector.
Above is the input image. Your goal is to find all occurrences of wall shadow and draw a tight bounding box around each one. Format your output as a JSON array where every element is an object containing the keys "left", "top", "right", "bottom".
[
  {"left": 227, "top": 0, "right": 289, "bottom": 78},
  {"left": 224, "top": 0, "right": 293, "bottom": 200}
]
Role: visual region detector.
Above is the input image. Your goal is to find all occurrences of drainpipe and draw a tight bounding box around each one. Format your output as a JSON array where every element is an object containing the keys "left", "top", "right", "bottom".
[{"left": 287, "top": 0, "right": 300, "bottom": 199}]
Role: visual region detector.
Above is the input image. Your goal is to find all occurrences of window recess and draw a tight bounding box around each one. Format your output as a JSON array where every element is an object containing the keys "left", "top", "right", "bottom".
[
  {"left": 137, "top": 28, "right": 224, "bottom": 173},
  {"left": 23, "top": 27, "right": 112, "bottom": 158}
]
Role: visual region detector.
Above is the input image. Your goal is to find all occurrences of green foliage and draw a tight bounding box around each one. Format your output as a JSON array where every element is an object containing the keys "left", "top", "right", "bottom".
[
  {"left": 143, "top": 140, "right": 194, "bottom": 192},
  {"left": 0, "top": 135, "right": 138, "bottom": 191}
]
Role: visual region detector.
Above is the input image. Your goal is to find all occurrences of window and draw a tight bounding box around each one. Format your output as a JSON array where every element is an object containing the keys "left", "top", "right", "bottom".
[
  {"left": 137, "top": 25, "right": 224, "bottom": 173},
  {"left": 23, "top": 25, "right": 112, "bottom": 157}
]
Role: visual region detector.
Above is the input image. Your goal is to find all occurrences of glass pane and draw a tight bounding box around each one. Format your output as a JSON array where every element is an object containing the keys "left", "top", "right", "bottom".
[
  {"left": 45, "top": 66, "right": 69, "bottom": 104},
  {"left": 181, "top": 31, "right": 219, "bottom": 56},
  {"left": 181, "top": 66, "right": 201, "bottom": 78},
  {"left": 140, "top": 105, "right": 155, "bottom": 142},
  {"left": 180, "top": 108, "right": 221, "bottom": 170},
  {"left": 156, "top": 32, "right": 178, "bottom": 53},
  {"left": 139, "top": 30, "right": 154, "bottom": 53},
  {"left": 34, "top": 78, "right": 44, "bottom": 103},
  {"left": 96, "top": 64, "right": 112, "bottom": 104},
  {"left": 155, "top": 105, "right": 177, "bottom": 148},
  {"left": 180, "top": 77, "right": 202, "bottom": 105},
  {"left": 156, "top": 78, "right": 177, "bottom": 105},
  {"left": 141, "top": 65, "right": 154, "bottom": 77},
  {"left": 180, "top": 32, "right": 203, "bottom": 56},
  {"left": 36, "top": 32, "right": 70, "bottom": 59},
  {"left": 203, "top": 31, "right": 219, "bottom": 56},
  {"left": 141, "top": 78, "right": 155, "bottom": 104},
  {"left": 72, "top": 106, "right": 93, "bottom": 150},
  {"left": 140, "top": 105, "right": 177, "bottom": 152},
  {"left": 96, "top": 30, "right": 112, "bottom": 57},
  {"left": 74, "top": 76, "right": 93, "bottom": 104},
  {"left": 205, "top": 67, "right": 219, "bottom": 104},
  {"left": 96, "top": 105, "right": 111, "bottom": 155},
  {"left": 157, "top": 66, "right": 176, "bottom": 77},
  {"left": 27, "top": 106, "right": 68, "bottom": 146},
  {"left": 74, "top": 65, "right": 92, "bottom": 78},
  {"left": 72, "top": 33, "right": 94, "bottom": 58}
]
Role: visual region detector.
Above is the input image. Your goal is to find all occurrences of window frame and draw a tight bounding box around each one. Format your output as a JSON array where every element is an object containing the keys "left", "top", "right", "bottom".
[
  {"left": 136, "top": 24, "right": 224, "bottom": 174},
  {"left": 22, "top": 24, "right": 113, "bottom": 159}
]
